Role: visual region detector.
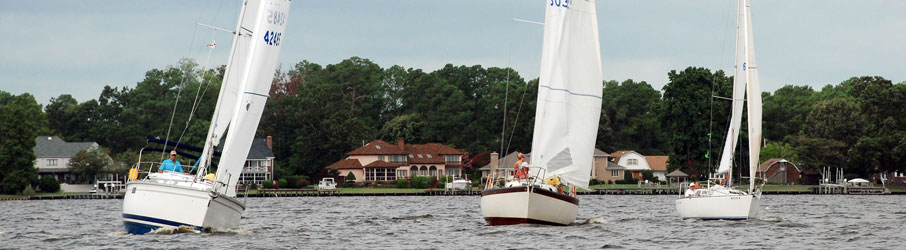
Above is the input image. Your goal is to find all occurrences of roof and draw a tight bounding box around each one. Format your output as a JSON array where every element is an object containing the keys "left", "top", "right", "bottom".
[
  {"left": 666, "top": 169, "right": 689, "bottom": 177},
  {"left": 605, "top": 161, "right": 625, "bottom": 170},
  {"left": 247, "top": 138, "right": 275, "bottom": 159},
  {"left": 758, "top": 158, "right": 799, "bottom": 173},
  {"left": 609, "top": 150, "right": 634, "bottom": 164},
  {"left": 347, "top": 140, "right": 407, "bottom": 155},
  {"left": 33, "top": 136, "right": 97, "bottom": 158},
  {"left": 405, "top": 144, "right": 453, "bottom": 164},
  {"left": 645, "top": 155, "right": 669, "bottom": 172},
  {"left": 364, "top": 160, "right": 402, "bottom": 168},
  {"left": 593, "top": 148, "right": 610, "bottom": 157},
  {"left": 325, "top": 159, "right": 362, "bottom": 170}
]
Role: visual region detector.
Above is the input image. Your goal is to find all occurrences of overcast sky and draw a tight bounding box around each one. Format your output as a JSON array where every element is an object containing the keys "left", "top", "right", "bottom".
[{"left": 2, "top": 0, "right": 904, "bottom": 105}]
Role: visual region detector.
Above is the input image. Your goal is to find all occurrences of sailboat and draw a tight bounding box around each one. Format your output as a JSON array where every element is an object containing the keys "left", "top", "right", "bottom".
[
  {"left": 675, "top": 0, "right": 762, "bottom": 220},
  {"left": 122, "top": 0, "right": 291, "bottom": 234},
  {"left": 481, "top": 0, "right": 603, "bottom": 226}
]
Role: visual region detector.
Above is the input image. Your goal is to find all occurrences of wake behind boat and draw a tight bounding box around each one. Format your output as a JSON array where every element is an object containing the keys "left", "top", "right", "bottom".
[
  {"left": 481, "top": 0, "right": 603, "bottom": 226},
  {"left": 675, "top": 0, "right": 763, "bottom": 220},
  {"left": 122, "top": 0, "right": 291, "bottom": 234}
]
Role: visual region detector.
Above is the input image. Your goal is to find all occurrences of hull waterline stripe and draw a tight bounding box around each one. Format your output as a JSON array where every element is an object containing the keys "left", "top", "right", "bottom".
[
  {"left": 122, "top": 213, "right": 202, "bottom": 230},
  {"left": 484, "top": 217, "right": 568, "bottom": 226}
]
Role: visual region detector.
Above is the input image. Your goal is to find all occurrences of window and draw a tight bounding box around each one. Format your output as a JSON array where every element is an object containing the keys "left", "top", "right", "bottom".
[
  {"left": 426, "top": 154, "right": 432, "bottom": 158},
  {"left": 365, "top": 168, "right": 375, "bottom": 181},
  {"left": 376, "top": 168, "right": 386, "bottom": 181},
  {"left": 397, "top": 170, "right": 407, "bottom": 179},
  {"left": 47, "top": 159, "right": 57, "bottom": 166},
  {"left": 379, "top": 155, "right": 386, "bottom": 161},
  {"left": 628, "top": 159, "right": 638, "bottom": 166},
  {"left": 386, "top": 168, "right": 396, "bottom": 180},
  {"left": 446, "top": 169, "right": 460, "bottom": 176},
  {"left": 417, "top": 154, "right": 423, "bottom": 158},
  {"left": 388, "top": 155, "right": 406, "bottom": 164},
  {"left": 612, "top": 170, "right": 620, "bottom": 177},
  {"left": 429, "top": 166, "right": 437, "bottom": 177},
  {"left": 420, "top": 166, "right": 427, "bottom": 176},
  {"left": 591, "top": 166, "right": 597, "bottom": 178},
  {"left": 410, "top": 166, "right": 418, "bottom": 177},
  {"left": 444, "top": 155, "right": 460, "bottom": 164}
]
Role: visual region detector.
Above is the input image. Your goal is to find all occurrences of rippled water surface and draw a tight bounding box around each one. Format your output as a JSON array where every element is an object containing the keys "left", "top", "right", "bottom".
[{"left": 2, "top": 195, "right": 904, "bottom": 249}]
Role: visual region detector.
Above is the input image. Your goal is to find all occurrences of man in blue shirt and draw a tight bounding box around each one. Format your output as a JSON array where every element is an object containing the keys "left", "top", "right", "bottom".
[{"left": 160, "top": 151, "right": 183, "bottom": 173}]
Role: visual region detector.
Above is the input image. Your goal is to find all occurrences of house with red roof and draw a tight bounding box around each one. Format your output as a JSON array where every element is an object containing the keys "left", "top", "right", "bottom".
[
  {"left": 325, "top": 138, "right": 463, "bottom": 182},
  {"left": 610, "top": 150, "right": 669, "bottom": 182}
]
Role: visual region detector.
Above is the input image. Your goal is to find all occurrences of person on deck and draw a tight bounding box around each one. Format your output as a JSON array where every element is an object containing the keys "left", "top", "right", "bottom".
[
  {"left": 684, "top": 183, "right": 696, "bottom": 198},
  {"left": 160, "top": 151, "right": 184, "bottom": 173},
  {"left": 513, "top": 153, "right": 528, "bottom": 180}
]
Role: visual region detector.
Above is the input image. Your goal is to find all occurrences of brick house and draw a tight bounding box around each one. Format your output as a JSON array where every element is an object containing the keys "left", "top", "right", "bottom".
[
  {"left": 758, "top": 158, "right": 801, "bottom": 185},
  {"left": 325, "top": 139, "right": 463, "bottom": 182}
]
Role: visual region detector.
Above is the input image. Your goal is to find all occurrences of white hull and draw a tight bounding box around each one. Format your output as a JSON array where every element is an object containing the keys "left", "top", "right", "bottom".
[
  {"left": 122, "top": 173, "right": 245, "bottom": 234},
  {"left": 480, "top": 186, "right": 578, "bottom": 226},
  {"left": 675, "top": 193, "right": 759, "bottom": 220}
]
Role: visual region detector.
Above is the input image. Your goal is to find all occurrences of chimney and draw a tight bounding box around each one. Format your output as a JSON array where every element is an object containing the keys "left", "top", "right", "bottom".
[
  {"left": 267, "top": 136, "right": 273, "bottom": 150},
  {"left": 397, "top": 137, "right": 405, "bottom": 150},
  {"left": 490, "top": 152, "right": 499, "bottom": 173}
]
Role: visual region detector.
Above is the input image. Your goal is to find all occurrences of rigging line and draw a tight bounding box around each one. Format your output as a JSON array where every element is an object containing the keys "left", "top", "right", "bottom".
[
  {"left": 175, "top": 0, "right": 228, "bottom": 148},
  {"left": 505, "top": 71, "right": 529, "bottom": 156},
  {"left": 161, "top": 19, "right": 202, "bottom": 159}
]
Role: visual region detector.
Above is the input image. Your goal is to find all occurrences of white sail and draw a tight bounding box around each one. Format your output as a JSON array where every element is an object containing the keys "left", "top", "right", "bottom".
[
  {"left": 197, "top": 0, "right": 260, "bottom": 176},
  {"left": 211, "top": 0, "right": 290, "bottom": 197},
  {"left": 743, "top": 0, "right": 762, "bottom": 193},
  {"left": 716, "top": 0, "right": 748, "bottom": 175},
  {"left": 530, "top": 0, "right": 603, "bottom": 190}
]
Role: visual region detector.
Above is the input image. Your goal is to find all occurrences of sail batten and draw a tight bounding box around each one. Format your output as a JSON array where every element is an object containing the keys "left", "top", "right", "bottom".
[{"left": 530, "top": 0, "right": 603, "bottom": 190}]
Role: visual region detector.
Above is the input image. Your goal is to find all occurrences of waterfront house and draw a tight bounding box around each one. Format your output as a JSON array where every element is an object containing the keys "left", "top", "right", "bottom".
[
  {"left": 478, "top": 151, "right": 528, "bottom": 184},
  {"left": 238, "top": 137, "right": 276, "bottom": 186},
  {"left": 757, "top": 158, "right": 801, "bottom": 185},
  {"left": 325, "top": 139, "right": 463, "bottom": 182},
  {"left": 33, "top": 136, "right": 102, "bottom": 184},
  {"left": 610, "top": 150, "right": 669, "bottom": 182}
]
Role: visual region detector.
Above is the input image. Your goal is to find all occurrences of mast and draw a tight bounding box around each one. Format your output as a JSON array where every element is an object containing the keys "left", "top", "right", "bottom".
[{"left": 196, "top": 0, "right": 251, "bottom": 180}]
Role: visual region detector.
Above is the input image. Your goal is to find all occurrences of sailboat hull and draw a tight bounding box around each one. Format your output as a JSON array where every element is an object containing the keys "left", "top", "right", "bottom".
[
  {"left": 480, "top": 186, "right": 578, "bottom": 226},
  {"left": 675, "top": 194, "right": 759, "bottom": 220},
  {"left": 122, "top": 176, "right": 245, "bottom": 234}
]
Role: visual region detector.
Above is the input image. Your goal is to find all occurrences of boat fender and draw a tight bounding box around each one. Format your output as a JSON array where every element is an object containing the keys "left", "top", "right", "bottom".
[{"left": 128, "top": 168, "right": 139, "bottom": 181}]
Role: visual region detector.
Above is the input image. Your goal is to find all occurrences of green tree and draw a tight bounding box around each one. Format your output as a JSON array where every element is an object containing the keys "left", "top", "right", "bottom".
[
  {"left": 0, "top": 91, "right": 46, "bottom": 194},
  {"left": 762, "top": 85, "right": 816, "bottom": 142},
  {"left": 797, "top": 98, "right": 862, "bottom": 174},
  {"left": 599, "top": 79, "right": 666, "bottom": 154},
  {"left": 759, "top": 141, "right": 798, "bottom": 164},
  {"left": 69, "top": 148, "right": 113, "bottom": 183},
  {"left": 660, "top": 67, "right": 733, "bottom": 178}
]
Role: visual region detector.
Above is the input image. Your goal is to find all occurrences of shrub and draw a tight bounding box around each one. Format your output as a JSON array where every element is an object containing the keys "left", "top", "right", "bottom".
[
  {"left": 262, "top": 180, "right": 274, "bottom": 189},
  {"left": 249, "top": 183, "right": 258, "bottom": 189},
  {"left": 623, "top": 170, "right": 634, "bottom": 182},
  {"left": 411, "top": 176, "right": 429, "bottom": 189},
  {"left": 278, "top": 179, "right": 288, "bottom": 188},
  {"left": 22, "top": 185, "right": 37, "bottom": 196},
  {"left": 396, "top": 178, "right": 409, "bottom": 188},
  {"left": 345, "top": 173, "right": 357, "bottom": 182},
  {"left": 296, "top": 177, "right": 310, "bottom": 188},
  {"left": 641, "top": 170, "right": 654, "bottom": 181},
  {"left": 284, "top": 176, "right": 300, "bottom": 188},
  {"left": 37, "top": 176, "right": 60, "bottom": 193},
  {"left": 589, "top": 179, "right": 600, "bottom": 186}
]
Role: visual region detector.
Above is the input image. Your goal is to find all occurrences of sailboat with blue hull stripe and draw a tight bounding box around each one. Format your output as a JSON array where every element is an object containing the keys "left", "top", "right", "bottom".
[{"left": 122, "top": 0, "right": 291, "bottom": 234}]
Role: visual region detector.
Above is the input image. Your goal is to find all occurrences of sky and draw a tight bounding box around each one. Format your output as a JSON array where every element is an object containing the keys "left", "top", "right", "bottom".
[{"left": 2, "top": 0, "right": 904, "bottom": 105}]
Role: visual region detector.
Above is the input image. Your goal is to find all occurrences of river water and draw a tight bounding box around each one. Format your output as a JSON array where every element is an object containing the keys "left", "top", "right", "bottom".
[{"left": 1, "top": 195, "right": 904, "bottom": 249}]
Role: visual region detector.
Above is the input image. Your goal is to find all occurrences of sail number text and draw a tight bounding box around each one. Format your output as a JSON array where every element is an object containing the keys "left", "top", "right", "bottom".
[
  {"left": 550, "top": 0, "right": 570, "bottom": 8},
  {"left": 263, "top": 30, "right": 282, "bottom": 46},
  {"left": 267, "top": 10, "right": 286, "bottom": 26}
]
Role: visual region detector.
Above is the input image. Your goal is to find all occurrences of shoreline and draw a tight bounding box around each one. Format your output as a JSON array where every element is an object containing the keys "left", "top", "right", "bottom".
[{"left": 3, "top": 186, "right": 904, "bottom": 200}]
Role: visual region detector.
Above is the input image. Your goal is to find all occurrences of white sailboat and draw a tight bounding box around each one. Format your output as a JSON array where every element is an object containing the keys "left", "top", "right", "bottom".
[
  {"left": 675, "top": 0, "right": 762, "bottom": 220},
  {"left": 481, "top": 0, "right": 603, "bottom": 226},
  {"left": 122, "top": 0, "right": 291, "bottom": 234}
]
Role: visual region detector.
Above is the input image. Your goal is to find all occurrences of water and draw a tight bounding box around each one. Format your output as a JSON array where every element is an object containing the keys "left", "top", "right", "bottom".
[{"left": 2, "top": 195, "right": 904, "bottom": 249}]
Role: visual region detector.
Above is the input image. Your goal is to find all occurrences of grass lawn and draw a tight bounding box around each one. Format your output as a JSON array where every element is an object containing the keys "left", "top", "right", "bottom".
[{"left": 337, "top": 188, "right": 429, "bottom": 194}]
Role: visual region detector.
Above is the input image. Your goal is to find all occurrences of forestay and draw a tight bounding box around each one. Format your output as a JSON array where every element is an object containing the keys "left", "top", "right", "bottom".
[{"left": 530, "top": 0, "right": 603, "bottom": 190}]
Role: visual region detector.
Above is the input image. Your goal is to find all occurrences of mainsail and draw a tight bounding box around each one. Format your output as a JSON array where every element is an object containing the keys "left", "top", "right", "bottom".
[
  {"left": 198, "top": 0, "right": 291, "bottom": 197},
  {"left": 743, "top": 0, "right": 762, "bottom": 193},
  {"left": 530, "top": 0, "right": 603, "bottom": 190},
  {"left": 716, "top": 0, "right": 748, "bottom": 175}
]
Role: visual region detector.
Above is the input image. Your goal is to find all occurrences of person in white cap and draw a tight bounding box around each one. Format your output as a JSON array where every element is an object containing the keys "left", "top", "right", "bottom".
[
  {"left": 684, "top": 182, "right": 696, "bottom": 198},
  {"left": 160, "top": 150, "right": 184, "bottom": 173}
]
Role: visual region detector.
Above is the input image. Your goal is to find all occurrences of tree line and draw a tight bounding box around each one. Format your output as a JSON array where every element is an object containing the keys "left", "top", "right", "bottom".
[{"left": 2, "top": 57, "right": 904, "bottom": 193}]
